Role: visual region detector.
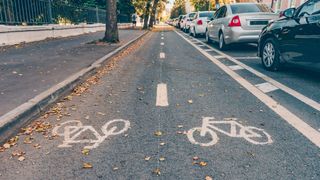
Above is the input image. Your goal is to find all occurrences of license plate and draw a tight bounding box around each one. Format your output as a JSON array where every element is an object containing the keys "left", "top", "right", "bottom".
[{"left": 250, "top": 21, "right": 269, "bottom": 25}]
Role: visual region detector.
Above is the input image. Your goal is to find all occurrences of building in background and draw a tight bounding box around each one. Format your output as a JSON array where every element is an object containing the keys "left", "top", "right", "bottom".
[{"left": 262, "top": 0, "right": 307, "bottom": 12}]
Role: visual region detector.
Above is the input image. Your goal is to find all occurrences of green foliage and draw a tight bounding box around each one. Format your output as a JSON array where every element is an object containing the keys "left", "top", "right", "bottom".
[
  {"left": 190, "top": 0, "right": 210, "bottom": 11},
  {"left": 170, "top": 0, "right": 186, "bottom": 18}
]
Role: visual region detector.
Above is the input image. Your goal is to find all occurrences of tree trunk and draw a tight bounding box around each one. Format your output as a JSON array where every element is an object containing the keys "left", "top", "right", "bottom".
[
  {"left": 103, "top": 0, "right": 119, "bottom": 43},
  {"left": 149, "top": 0, "right": 160, "bottom": 28},
  {"left": 143, "top": 0, "right": 152, "bottom": 29}
]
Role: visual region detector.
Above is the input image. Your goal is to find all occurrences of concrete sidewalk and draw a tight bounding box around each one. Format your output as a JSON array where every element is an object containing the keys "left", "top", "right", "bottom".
[{"left": 0, "top": 30, "right": 145, "bottom": 118}]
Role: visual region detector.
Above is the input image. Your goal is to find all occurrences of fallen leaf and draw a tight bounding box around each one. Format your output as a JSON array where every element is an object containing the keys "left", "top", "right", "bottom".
[
  {"left": 112, "top": 167, "right": 119, "bottom": 171},
  {"left": 18, "top": 156, "right": 25, "bottom": 161},
  {"left": 33, "top": 144, "right": 41, "bottom": 149},
  {"left": 85, "top": 115, "right": 90, "bottom": 120},
  {"left": 159, "top": 142, "right": 166, "bottom": 146},
  {"left": 0, "top": 147, "right": 5, "bottom": 152},
  {"left": 198, "top": 94, "right": 205, "bottom": 97},
  {"left": 188, "top": 100, "right": 193, "bottom": 104},
  {"left": 159, "top": 157, "right": 165, "bottom": 161},
  {"left": 83, "top": 163, "right": 93, "bottom": 169},
  {"left": 205, "top": 175, "right": 213, "bottom": 180},
  {"left": 154, "top": 130, "right": 163, "bottom": 137},
  {"left": 177, "top": 125, "right": 183, "bottom": 128},
  {"left": 144, "top": 156, "right": 151, "bottom": 161},
  {"left": 199, "top": 161, "right": 207, "bottom": 167},
  {"left": 97, "top": 112, "right": 106, "bottom": 116},
  {"left": 3, "top": 143, "right": 10, "bottom": 149},
  {"left": 153, "top": 168, "right": 161, "bottom": 176},
  {"left": 82, "top": 149, "right": 90, "bottom": 155}
]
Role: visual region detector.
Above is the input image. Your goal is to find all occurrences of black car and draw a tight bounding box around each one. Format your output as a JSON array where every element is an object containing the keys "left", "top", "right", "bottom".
[{"left": 258, "top": 0, "right": 320, "bottom": 71}]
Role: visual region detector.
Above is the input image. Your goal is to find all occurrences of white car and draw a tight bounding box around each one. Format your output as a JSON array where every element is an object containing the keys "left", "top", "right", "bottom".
[
  {"left": 189, "top": 11, "right": 215, "bottom": 37},
  {"left": 181, "top": 12, "right": 197, "bottom": 32}
]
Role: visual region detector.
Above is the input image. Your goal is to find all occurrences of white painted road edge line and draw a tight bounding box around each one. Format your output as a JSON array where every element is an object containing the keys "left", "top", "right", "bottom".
[
  {"left": 156, "top": 83, "right": 169, "bottom": 107},
  {"left": 191, "top": 36, "right": 320, "bottom": 112},
  {"left": 160, "top": 52, "right": 165, "bottom": 59},
  {"left": 175, "top": 30, "right": 320, "bottom": 148}
]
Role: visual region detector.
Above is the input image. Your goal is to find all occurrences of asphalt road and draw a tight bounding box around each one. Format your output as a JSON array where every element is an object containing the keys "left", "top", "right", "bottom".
[
  {"left": 0, "top": 27, "right": 319, "bottom": 179},
  {"left": 0, "top": 30, "right": 145, "bottom": 117}
]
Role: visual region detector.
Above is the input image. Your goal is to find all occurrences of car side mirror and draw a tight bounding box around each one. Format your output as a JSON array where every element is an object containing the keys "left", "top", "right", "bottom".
[{"left": 283, "top": 8, "right": 296, "bottom": 18}]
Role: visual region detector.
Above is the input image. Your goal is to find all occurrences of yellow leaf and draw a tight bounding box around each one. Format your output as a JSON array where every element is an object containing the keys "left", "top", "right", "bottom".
[
  {"left": 3, "top": 143, "right": 10, "bottom": 149},
  {"left": 83, "top": 163, "right": 93, "bottom": 169},
  {"left": 159, "top": 157, "right": 165, "bottom": 161},
  {"left": 18, "top": 156, "right": 25, "bottom": 161},
  {"left": 153, "top": 168, "right": 161, "bottom": 176},
  {"left": 144, "top": 156, "right": 151, "bottom": 161},
  {"left": 199, "top": 161, "right": 207, "bottom": 167},
  {"left": 205, "top": 175, "right": 213, "bottom": 180},
  {"left": 188, "top": 100, "right": 193, "bottom": 104},
  {"left": 82, "top": 149, "right": 90, "bottom": 155},
  {"left": 154, "top": 130, "right": 163, "bottom": 137}
]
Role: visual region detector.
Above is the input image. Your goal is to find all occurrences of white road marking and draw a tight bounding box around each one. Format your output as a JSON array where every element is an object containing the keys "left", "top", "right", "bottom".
[
  {"left": 204, "top": 49, "right": 215, "bottom": 52},
  {"left": 213, "top": 55, "right": 225, "bottom": 59},
  {"left": 52, "top": 119, "right": 130, "bottom": 149},
  {"left": 187, "top": 117, "right": 272, "bottom": 147},
  {"left": 255, "top": 82, "right": 279, "bottom": 93},
  {"left": 156, "top": 83, "right": 169, "bottom": 107},
  {"left": 161, "top": 42, "right": 164, "bottom": 46},
  {"left": 160, "top": 52, "right": 165, "bottom": 59},
  {"left": 198, "top": 44, "right": 205, "bottom": 47},
  {"left": 176, "top": 30, "right": 320, "bottom": 148},
  {"left": 161, "top": 37, "right": 164, "bottom": 40},
  {"left": 234, "top": 57, "right": 260, "bottom": 60},
  {"left": 191, "top": 38, "right": 320, "bottom": 112},
  {"left": 229, "top": 65, "right": 244, "bottom": 71}
]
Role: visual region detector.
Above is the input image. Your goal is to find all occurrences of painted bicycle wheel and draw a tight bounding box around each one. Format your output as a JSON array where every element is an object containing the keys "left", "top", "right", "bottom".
[
  {"left": 101, "top": 119, "right": 130, "bottom": 136},
  {"left": 241, "top": 126, "right": 273, "bottom": 145},
  {"left": 187, "top": 127, "right": 219, "bottom": 147}
]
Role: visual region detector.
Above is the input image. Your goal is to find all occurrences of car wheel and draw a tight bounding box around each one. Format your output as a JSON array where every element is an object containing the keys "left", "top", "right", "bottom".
[
  {"left": 261, "top": 38, "right": 281, "bottom": 71},
  {"left": 218, "top": 33, "right": 227, "bottom": 50},
  {"left": 206, "top": 30, "right": 212, "bottom": 43},
  {"left": 194, "top": 28, "right": 198, "bottom": 38}
]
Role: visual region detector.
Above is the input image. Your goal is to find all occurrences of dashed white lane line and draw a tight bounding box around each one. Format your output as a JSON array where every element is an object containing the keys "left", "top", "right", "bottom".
[
  {"left": 229, "top": 65, "right": 244, "bottom": 71},
  {"left": 161, "top": 42, "right": 164, "bottom": 46},
  {"left": 160, "top": 52, "right": 165, "bottom": 59},
  {"left": 161, "top": 37, "right": 164, "bottom": 40},
  {"left": 156, "top": 83, "right": 169, "bottom": 107},
  {"left": 175, "top": 30, "right": 320, "bottom": 148},
  {"left": 255, "top": 82, "right": 279, "bottom": 93}
]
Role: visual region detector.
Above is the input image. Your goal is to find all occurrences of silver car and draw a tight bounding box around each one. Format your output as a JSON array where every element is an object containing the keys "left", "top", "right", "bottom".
[{"left": 206, "top": 3, "right": 278, "bottom": 50}]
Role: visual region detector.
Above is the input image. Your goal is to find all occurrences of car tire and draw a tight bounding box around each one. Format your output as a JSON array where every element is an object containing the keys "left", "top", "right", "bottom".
[
  {"left": 206, "top": 30, "right": 212, "bottom": 43},
  {"left": 218, "top": 33, "right": 227, "bottom": 50},
  {"left": 193, "top": 28, "right": 198, "bottom": 38},
  {"left": 261, "top": 38, "right": 281, "bottom": 71}
]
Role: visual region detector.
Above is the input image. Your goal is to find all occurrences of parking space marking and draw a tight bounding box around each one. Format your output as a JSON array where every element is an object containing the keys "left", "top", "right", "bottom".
[
  {"left": 204, "top": 49, "right": 215, "bottom": 52},
  {"left": 187, "top": 34, "right": 320, "bottom": 112},
  {"left": 234, "top": 57, "right": 260, "bottom": 60},
  {"left": 176, "top": 30, "right": 320, "bottom": 148},
  {"left": 229, "top": 65, "right": 244, "bottom": 71},
  {"left": 255, "top": 82, "right": 279, "bottom": 93},
  {"left": 160, "top": 52, "right": 166, "bottom": 59},
  {"left": 213, "top": 55, "right": 225, "bottom": 59},
  {"left": 198, "top": 44, "right": 205, "bottom": 47},
  {"left": 156, "top": 83, "right": 169, "bottom": 107}
]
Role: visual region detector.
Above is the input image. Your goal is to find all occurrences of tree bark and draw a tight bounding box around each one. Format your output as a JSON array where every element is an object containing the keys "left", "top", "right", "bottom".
[
  {"left": 143, "top": 0, "right": 152, "bottom": 29},
  {"left": 103, "top": 0, "right": 119, "bottom": 43},
  {"left": 149, "top": 0, "right": 160, "bottom": 28}
]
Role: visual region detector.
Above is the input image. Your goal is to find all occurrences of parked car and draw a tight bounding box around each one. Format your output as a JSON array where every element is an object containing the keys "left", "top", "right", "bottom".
[
  {"left": 206, "top": 3, "right": 278, "bottom": 50},
  {"left": 177, "top": 15, "right": 185, "bottom": 28},
  {"left": 258, "top": 0, "right": 320, "bottom": 71},
  {"left": 180, "top": 15, "right": 187, "bottom": 30},
  {"left": 181, "top": 12, "right": 197, "bottom": 32},
  {"left": 189, "top": 11, "right": 215, "bottom": 37}
]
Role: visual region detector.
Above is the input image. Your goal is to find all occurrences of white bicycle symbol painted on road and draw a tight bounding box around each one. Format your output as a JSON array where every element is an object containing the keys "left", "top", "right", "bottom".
[
  {"left": 52, "top": 119, "right": 130, "bottom": 149},
  {"left": 187, "top": 117, "right": 273, "bottom": 147}
]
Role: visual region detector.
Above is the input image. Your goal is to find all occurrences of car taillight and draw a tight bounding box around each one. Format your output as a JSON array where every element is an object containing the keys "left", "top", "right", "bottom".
[
  {"left": 229, "top": 15, "right": 241, "bottom": 27},
  {"left": 197, "top": 20, "right": 203, "bottom": 25}
]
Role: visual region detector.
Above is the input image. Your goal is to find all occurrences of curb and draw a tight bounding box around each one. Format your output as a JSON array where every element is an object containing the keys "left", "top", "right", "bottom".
[{"left": 0, "top": 30, "right": 149, "bottom": 144}]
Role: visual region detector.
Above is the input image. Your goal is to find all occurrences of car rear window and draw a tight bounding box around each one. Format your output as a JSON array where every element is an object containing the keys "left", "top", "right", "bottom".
[
  {"left": 199, "top": 12, "right": 215, "bottom": 18},
  {"left": 189, "top": 13, "right": 196, "bottom": 18},
  {"left": 231, "top": 4, "right": 272, "bottom": 14}
]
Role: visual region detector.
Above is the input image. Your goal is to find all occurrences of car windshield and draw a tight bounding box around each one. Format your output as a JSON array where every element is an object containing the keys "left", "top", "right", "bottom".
[
  {"left": 199, "top": 12, "right": 215, "bottom": 18},
  {"left": 189, "top": 13, "right": 196, "bottom": 18},
  {"left": 231, "top": 4, "right": 272, "bottom": 14}
]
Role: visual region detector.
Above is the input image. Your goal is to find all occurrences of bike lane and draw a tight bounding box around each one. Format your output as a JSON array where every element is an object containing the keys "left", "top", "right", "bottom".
[{"left": 0, "top": 29, "right": 319, "bottom": 179}]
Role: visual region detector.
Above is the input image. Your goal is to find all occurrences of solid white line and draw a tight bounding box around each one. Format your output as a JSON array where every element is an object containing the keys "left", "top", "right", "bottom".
[
  {"left": 175, "top": 30, "right": 320, "bottom": 148},
  {"left": 229, "top": 65, "right": 244, "bottom": 71},
  {"left": 204, "top": 49, "right": 215, "bottom": 52},
  {"left": 213, "top": 55, "right": 225, "bottom": 59},
  {"left": 190, "top": 35, "right": 320, "bottom": 113},
  {"left": 156, "top": 83, "right": 169, "bottom": 107},
  {"left": 160, "top": 52, "right": 165, "bottom": 59},
  {"left": 161, "top": 42, "right": 164, "bottom": 46},
  {"left": 255, "top": 82, "right": 279, "bottom": 93},
  {"left": 234, "top": 56, "right": 260, "bottom": 60}
]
